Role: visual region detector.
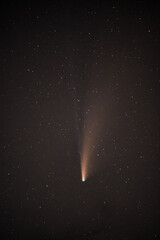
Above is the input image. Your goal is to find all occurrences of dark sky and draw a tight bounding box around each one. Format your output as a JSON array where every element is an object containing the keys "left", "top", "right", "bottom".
[{"left": 1, "top": 1, "right": 160, "bottom": 239}]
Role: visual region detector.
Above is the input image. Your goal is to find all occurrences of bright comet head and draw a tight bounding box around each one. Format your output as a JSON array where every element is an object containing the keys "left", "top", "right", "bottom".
[{"left": 82, "top": 178, "right": 85, "bottom": 182}]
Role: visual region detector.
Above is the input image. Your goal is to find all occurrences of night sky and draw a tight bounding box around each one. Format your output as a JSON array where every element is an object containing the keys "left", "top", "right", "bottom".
[{"left": 1, "top": 1, "right": 160, "bottom": 239}]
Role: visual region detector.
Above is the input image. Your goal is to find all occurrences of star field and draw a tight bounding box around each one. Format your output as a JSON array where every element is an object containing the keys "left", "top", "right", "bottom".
[{"left": 1, "top": 1, "right": 160, "bottom": 239}]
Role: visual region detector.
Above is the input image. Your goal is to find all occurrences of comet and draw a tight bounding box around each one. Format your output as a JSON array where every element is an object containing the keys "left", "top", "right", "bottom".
[
  {"left": 80, "top": 91, "right": 106, "bottom": 182},
  {"left": 81, "top": 128, "right": 93, "bottom": 182}
]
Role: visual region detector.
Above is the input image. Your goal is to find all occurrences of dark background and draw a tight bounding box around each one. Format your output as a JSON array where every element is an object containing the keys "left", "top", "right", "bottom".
[{"left": 0, "top": 1, "right": 160, "bottom": 239}]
